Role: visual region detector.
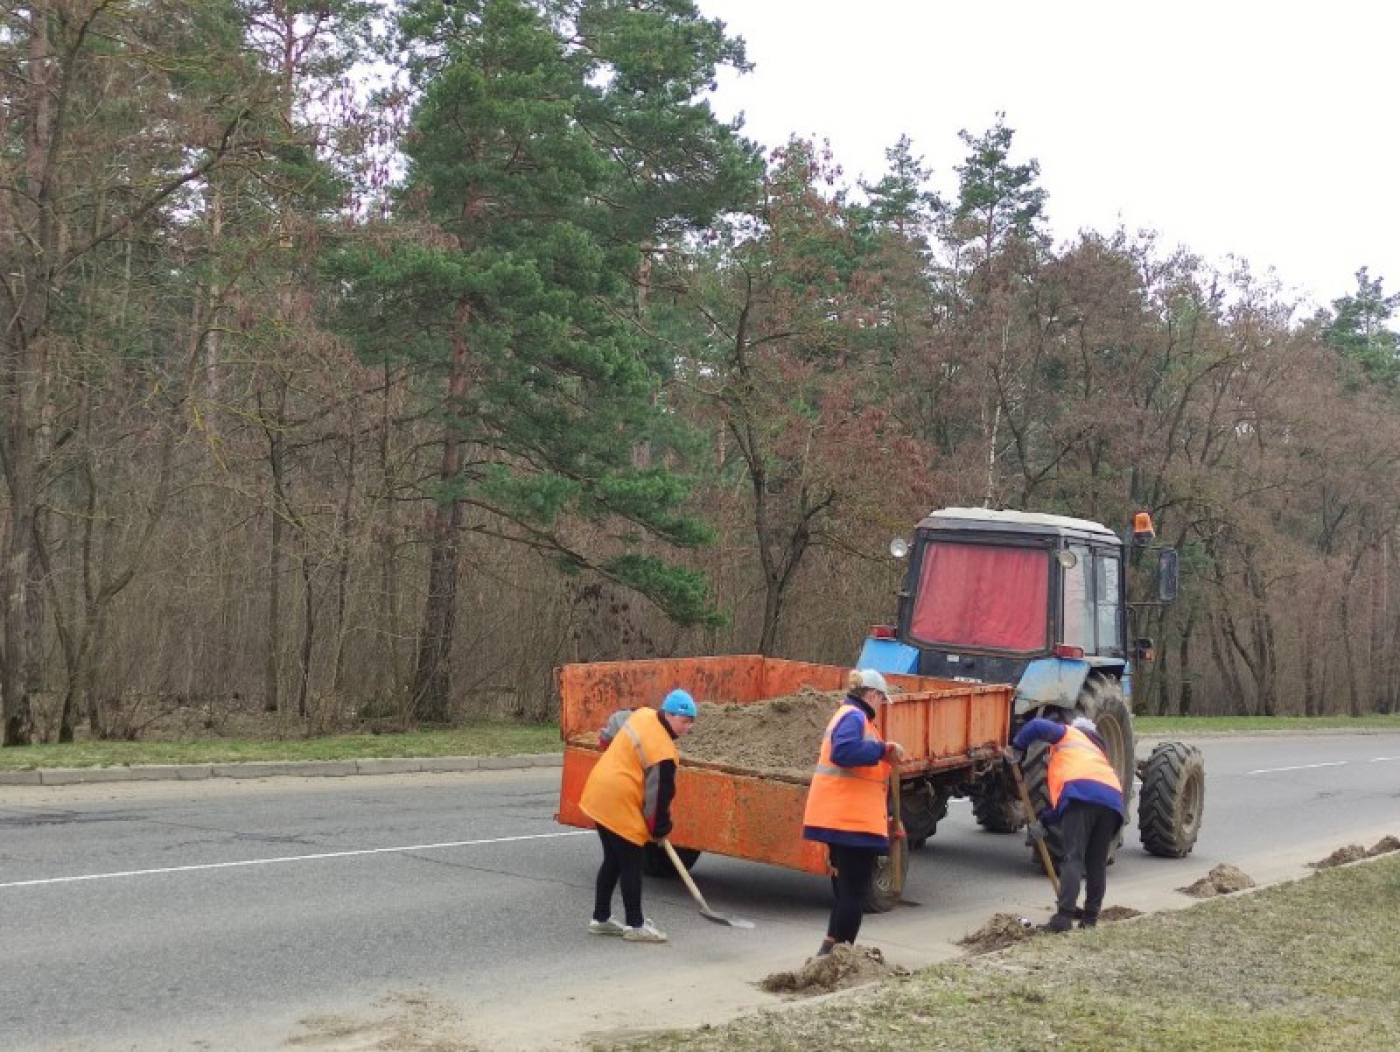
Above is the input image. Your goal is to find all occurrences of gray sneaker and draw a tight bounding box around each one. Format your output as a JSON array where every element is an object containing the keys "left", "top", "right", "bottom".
[
  {"left": 588, "top": 917, "right": 627, "bottom": 936},
  {"left": 621, "top": 919, "right": 668, "bottom": 943}
]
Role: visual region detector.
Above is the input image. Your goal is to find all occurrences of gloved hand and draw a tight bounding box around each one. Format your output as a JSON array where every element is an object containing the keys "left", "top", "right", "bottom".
[
  {"left": 1003, "top": 746, "right": 1023, "bottom": 766},
  {"left": 885, "top": 741, "right": 906, "bottom": 763},
  {"left": 651, "top": 820, "right": 672, "bottom": 840},
  {"left": 1026, "top": 820, "right": 1047, "bottom": 840}
]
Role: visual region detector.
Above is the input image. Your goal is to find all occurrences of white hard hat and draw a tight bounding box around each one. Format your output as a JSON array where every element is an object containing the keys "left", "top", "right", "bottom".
[{"left": 851, "top": 669, "right": 891, "bottom": 696}]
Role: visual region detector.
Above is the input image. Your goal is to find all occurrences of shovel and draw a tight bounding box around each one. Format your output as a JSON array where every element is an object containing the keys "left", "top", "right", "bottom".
[
  {"left": 887, "top": 777, "right": 908, "bottom": 902},
  {"left": 659, "top": 838, "right": 755, "bottom": 929},
  {"left": 1008, "top": 759, "right": 1061, "bottom": 898}
]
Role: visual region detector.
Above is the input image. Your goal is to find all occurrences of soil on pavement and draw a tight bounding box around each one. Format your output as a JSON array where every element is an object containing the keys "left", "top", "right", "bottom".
[{"left": 758, "top": 944, "right": 902, "bottom": 997}]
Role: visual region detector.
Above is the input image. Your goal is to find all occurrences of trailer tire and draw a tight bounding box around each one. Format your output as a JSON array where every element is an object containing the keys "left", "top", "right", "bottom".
[
  {"left": 971, "top": 775, "right": 1023, "bottom": 834},
  {"left": 1138, "top": 741, "right": 1205, "bottom": 857},
  {"left": 866, "top": 849, "right": 907, "bottom": 913},
  {"left": 901, "top": 782, "right": 949, "bottom": 849},
  {"left": 642, "top": 843, "right": 699, "bottom": 878}
]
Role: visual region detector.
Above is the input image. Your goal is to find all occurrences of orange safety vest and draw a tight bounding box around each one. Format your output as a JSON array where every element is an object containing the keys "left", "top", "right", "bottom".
[
  {"left": 802, "top": 704, "right": 890, "bottom": 838},
  {"left": 580, "top": 706, "right": 679, "bottom": 846},
  {"left": 1047, "top": 726, "right": 1122, "bottom": 807}
]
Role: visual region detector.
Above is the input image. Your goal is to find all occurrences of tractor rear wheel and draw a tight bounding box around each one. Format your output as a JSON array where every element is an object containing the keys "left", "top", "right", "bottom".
[
  {"left": 1023, "top": 676, "right": 1135, "bottom": 865},
  {"left": 1138, "top": 741, "right": 1206, "bottom": 857}
]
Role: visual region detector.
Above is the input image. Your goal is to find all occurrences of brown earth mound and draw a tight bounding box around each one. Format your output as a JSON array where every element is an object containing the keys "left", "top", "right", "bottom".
[
  {"left": 1311, "top": 844, "right": 1367, "bottom": 869},
  {"left": 1179, "top": 863, "right": 1256, "bottom": 897},
  {"left": 758, "top": 944, "right": 902, "bottom": 997},
  {"left": 1099, "top": 905, "right": 1144, "bottom": 922},
  {"left": 1366, "top": 835, "right": 1400, "bottom": 857},
  {"left": 681, "top": 689, "right": 845, "bottom": 779},
  {"left": 957, "top": 912, "right": 1037, "bottom": 953}
]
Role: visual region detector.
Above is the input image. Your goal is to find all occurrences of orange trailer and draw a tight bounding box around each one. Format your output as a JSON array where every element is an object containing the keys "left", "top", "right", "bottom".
[{"left": 555, "top": 655, "right": 1012, "bottom": 904}]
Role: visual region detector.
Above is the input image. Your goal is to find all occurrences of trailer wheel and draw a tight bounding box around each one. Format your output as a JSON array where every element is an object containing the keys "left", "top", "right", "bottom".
[
  {"left": 901, "top": 782, "right": 949, "bottom": 849},
  {"left": 642, "top": 843, "right": 699, "bottom": 878},
  {"left": 1138, "top": 741, "right": 1205, "bottom": 857},
  {"left": 971, "top": 774, "right": 1023, "bottom": 834},
  {"left": 866, "top": 848, "right": 907, "bottom": 913}
]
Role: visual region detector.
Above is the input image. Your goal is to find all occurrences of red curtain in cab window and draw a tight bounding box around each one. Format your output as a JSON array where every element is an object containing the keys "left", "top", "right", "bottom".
[{"left": 909, "top": 543, "right": 1048, "bottom": 651}]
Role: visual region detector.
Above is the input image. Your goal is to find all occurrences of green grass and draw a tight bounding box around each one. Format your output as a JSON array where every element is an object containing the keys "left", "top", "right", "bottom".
[
  {"left": 0, "top": 722, "right": 562, "bottom": 771},
  {"left": 606, "top": 853, "right": 1400, "bottom": 1052},
  {"left": 2, "top": 713, "right": 1396, "bottom": 771}
]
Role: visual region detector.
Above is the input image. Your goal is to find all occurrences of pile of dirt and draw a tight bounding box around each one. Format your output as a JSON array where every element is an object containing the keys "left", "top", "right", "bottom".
[
  {"left": 1366, "top": 834, "right": 1400, "bottom": 856},
  {"left": 1311, "top": 844, "right": 1367, "bottom": 869},
  {"left": 1178, "top": 863, "right": 1256, "bottom": 897},
  {"left": 1099, "top": 904, "right": 1144, "bottom": 922},
  {"left": 957, "top": 912, "right": 1037, "bottom": 953},
  {"left": 758, "top": 944, "right": 902, "bottom": 997},
  {"left": 682, "top": 689, "right": 846, "bottom": 780}
]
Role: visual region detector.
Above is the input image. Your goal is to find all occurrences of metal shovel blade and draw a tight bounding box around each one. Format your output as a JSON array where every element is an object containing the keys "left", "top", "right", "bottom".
[
  {"left": 660, "top": 838, "right": 756, "bottom": 929},
  {"left": 700, "top": 906, "right": 756, "bottom": 929}
]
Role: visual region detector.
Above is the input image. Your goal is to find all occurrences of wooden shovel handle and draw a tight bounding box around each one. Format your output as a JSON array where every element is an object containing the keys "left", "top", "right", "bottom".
[
  {"left": 1010, "top": 761, "right": 1061, "bottom": 897},
  {"left": 660, "top": 837, "right": 712, "bottom": 911}
]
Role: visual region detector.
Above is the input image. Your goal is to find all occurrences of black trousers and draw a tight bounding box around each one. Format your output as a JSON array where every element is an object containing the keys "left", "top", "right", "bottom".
[
  {"left": 594, "top": 824, "right": 646, "bottom": 928},
  {"left": 827, "top": 844, "right": 880, "bottom": 944},
  {"left": 1055, "top": 801, "right": 1123, "bottom": 924}
]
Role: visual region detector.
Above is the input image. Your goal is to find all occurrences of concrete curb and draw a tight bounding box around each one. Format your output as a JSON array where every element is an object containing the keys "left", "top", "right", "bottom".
[{"left": 0, "top": 753, "right": 563, "bottom": 787}]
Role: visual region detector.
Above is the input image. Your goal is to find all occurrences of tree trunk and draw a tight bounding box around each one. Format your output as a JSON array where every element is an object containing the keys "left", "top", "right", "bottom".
[
  {"left": 265, "top": 421, "right": 284, "bottom": 713},
  {"left": 410, "top": 320, "right": 470, "bottom": 723}
]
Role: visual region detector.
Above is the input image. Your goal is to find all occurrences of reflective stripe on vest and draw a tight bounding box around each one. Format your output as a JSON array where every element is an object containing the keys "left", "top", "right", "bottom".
[
  {"left": 579, "top": 707, "right": 678, "bottom": 846},
  {"left": 802, "top": 703, "right": 889, "bottom": 838},
  {"left": 1047, "top": 726, "right": 1122, "bottom": 806}
]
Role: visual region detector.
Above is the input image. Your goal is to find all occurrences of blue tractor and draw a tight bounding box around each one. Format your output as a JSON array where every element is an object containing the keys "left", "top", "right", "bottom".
[{"left": 860, "top": 507, "right": 1204, "bottom": 863}]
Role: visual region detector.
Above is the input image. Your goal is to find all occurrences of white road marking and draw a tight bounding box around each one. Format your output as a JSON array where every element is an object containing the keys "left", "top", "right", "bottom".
[
  {"left": 1247, "top": 761, "right": 1349, "bottom": 775},
  {"left": 0, "top": 829, "right": 591, "bottom": 890},
  {"left": 1370, "top": 756, "right": 1400, "bottom": 762}
]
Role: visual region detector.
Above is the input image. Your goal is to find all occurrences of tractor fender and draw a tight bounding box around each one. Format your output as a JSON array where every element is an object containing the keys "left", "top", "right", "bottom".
[
  {"left": 856, "top": 636, "right": 921, "bottom": 674},
  {"left": 1013, "top": 656, "right": 1127, "bottom": 715}
]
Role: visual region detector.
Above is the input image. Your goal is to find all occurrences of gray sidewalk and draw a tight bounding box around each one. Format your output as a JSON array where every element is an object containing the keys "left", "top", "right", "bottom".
[{"left": 0, "top": 753, "right": 563, "bottom": 787}]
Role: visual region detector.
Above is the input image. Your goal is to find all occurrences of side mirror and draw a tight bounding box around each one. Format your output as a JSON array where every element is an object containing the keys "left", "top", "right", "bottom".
[
  {"left": 1157, "top": 549, "right": 1179, "bottom": 604},
  {"left": 1132, "top": 637, "right": 1156, "bottom": 662}
]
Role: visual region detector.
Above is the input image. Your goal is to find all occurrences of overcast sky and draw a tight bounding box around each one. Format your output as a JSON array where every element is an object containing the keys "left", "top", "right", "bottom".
[{"left": 694, "top": 0, "right": 1397, "bottom": 312}]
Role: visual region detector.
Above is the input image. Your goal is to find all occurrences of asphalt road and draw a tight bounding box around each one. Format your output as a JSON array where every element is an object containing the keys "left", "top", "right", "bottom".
[{"left": 2, "top": 731, "right": 1397, "bottom": 1051}]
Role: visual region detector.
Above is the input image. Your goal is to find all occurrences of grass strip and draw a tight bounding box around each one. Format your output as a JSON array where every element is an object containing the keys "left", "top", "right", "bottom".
[
  {"left": 0, "top": 722, "right": 561, "bottom": 770},
  {"left": 608, "top": 853, "right": 1400, "bottom": 1052}
]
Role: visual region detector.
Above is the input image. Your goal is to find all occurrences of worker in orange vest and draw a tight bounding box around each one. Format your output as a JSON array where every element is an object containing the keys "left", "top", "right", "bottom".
[
  {"left": 801, "top": 669, "right": 905, "bottom": 958},
  {"left": 1006, "top": 712, "right": 1125, "bottom": 932},
  {"left": 580, "top": 689, "right": 697, "bottom": 943}
]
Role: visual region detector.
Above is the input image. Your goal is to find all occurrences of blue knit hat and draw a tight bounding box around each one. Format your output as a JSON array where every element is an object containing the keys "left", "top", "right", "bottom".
[{"left": 660, "top": 689, "right": 697, "bottom": 718}]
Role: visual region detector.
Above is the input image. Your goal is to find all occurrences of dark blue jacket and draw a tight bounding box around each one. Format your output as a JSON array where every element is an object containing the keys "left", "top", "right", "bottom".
[
  {"left": 802, "top": 695, "right": 890, "bottom": 851},
  {"left": 1012, "top": 718, "right": 1125, "bottom": 824}
]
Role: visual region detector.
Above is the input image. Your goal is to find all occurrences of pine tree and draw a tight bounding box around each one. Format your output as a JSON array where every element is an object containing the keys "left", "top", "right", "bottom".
[{"left": 326, "top": 0, "right": 758, "bottom": 719}]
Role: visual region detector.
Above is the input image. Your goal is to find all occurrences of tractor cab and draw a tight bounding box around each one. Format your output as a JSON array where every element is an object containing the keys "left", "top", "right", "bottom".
[
  {"left": 862, "top": 507, "right": 1173, "bottom": 715},
  {"left": 860, "top": 506, "right": 1201, "bottom": 862}
]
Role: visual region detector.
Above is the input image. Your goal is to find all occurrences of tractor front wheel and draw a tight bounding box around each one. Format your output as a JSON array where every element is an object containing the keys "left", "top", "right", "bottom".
[{"left": 1138, "top": 741, "right": 1206, "bottom": 857}]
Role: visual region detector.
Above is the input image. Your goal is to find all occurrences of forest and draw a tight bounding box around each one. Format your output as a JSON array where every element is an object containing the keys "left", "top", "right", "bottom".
[{"left": 3, "top": 0, "right": 1399, "bottom": 747}]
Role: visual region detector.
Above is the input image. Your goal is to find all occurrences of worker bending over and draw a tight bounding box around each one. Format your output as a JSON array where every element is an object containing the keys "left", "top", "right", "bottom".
[
  {"left": 1006, "top": 713, "right": 1124, "bottom": 932},
  {"left": 580, "top": 689, "right": 697, "bottom": 943}
]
